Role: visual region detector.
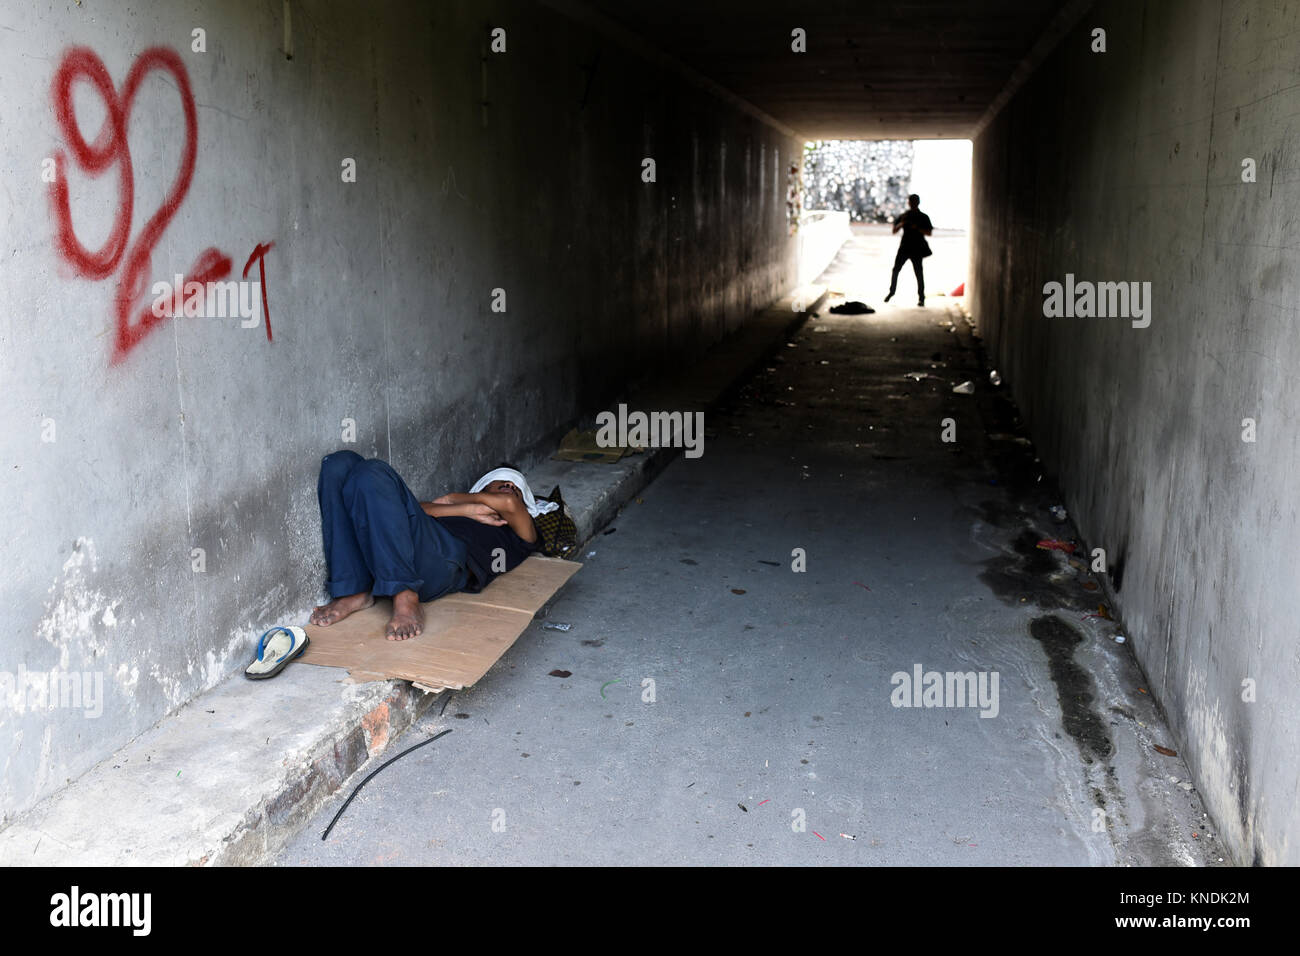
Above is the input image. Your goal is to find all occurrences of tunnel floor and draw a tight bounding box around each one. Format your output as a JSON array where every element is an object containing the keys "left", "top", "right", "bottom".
[{"left": 275, "top": 237, "right": 1223, "bottom": 867}]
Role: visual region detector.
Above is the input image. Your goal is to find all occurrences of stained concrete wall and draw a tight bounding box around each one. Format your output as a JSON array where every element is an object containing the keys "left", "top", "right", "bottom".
[
  {"left": 971, "top": 0, "right": 1300, "bottom": 864},
  {"left": 0, "top": 0, "right": 798, "bottom": 821}
]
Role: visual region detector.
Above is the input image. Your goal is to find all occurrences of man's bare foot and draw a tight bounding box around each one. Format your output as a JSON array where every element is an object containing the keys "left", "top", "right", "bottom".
[
  {"left": 310, "top": 591, "right": 374, "bottom": 626},
  {"left": 386, "top": 589, "right": 424, "bottom": 641}
]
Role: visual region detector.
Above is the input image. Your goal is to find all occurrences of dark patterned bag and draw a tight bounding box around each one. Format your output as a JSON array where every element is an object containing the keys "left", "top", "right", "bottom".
[{"left": 533, "top": 485, "right": 579, "bottom": 559}]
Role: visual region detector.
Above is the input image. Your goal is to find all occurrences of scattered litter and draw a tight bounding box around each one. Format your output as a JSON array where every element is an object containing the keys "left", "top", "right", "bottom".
[
  {"left": 785, "top": 342, "right": 798, "bottom": 348},
  {"left": 585, "top": 550, "right": 596, "bottom": 558},
  {"left": 989, "top": 369, "right": 1002, "bottom": 385},
  {"left": 1081, "top": 580, "right": 1098, "bottom": 590},
  {"left": 738, "top": 803, "right": 748, "bottom": 812},
  {"left": 840, "top": 833, "right": 857, "bottom": 841},
  {"left": 1083, "top": 604, "right": 1113, "bottom": 621},
  {"left": 1154, "top": 744, "right": 1178, "bottom": 757},
  {"left": 828, "top": 301, "right": 875, "bottom": 314},
  {"left": 686, "top": 782, "right": 695, "bottom": 788},
  {"left": 757, "top": 799, "right": 770, "bottom": 807},
  {"left": 542, "top": 622, "right": 572, "bottom": 631},
  {"left": 812, "top": 831, "right": 826, "bottom": 841},
  {"left": 548, "top": 669, "right": 572, "bottom": 678},
  {"left": 1180, "top": 781, "right": 1194, "bottom": 791},
  {"left": 904, "top": 371, "right": 936, "bottom": 382},
  {"left": 1036, "top": 539, "right": 1076, "bottom": 554},
  {"left": 1049, "top": 505, "right": 1068, "bottom": 521},
  {"left": 812, "top": 326, "right": 829, "bottom": 333},
  {"left": 854, "top": 581, "right": 871, "bottom": 591},
  {"left": 952, "top": 381, "right": 975, "bottom": 395},
  {"left": 599, "top": 679, "right": 621, "bottom": 698},
  {"left": 1114, "top": 634, "right": 1126, "bottom": 644},
  {"left": 731, "top": 588, "right": 747, "bottom": 595},
  {"left": 603, "top": 527, "right": 617, "bottom": 535},
  {"left": 758, "top": 560, "right": 780, "bottom": 566}
]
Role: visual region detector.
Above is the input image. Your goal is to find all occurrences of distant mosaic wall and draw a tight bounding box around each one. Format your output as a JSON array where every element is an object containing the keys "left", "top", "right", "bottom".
[{"left": 802, "top": 140, "right": 914, "bottom": 222}]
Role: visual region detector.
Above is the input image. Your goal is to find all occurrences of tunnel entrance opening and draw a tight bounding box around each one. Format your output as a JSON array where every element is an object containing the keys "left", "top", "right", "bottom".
[{"left": 799, "top": 139, "right": 971, "bottom": 305}]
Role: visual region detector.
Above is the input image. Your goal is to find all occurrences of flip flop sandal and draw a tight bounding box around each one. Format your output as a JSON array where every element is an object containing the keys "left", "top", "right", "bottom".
[{"left": 245, "top": 625, "right": 309, "bottom": 680}]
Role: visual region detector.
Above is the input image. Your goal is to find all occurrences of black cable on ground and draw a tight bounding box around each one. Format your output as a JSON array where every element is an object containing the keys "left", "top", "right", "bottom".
[
  {"left": 440, "top": 690, "right": 454, "bottom": 716},
  {"left": 321, "top": 727, "right": 453, "bottom": 841}
]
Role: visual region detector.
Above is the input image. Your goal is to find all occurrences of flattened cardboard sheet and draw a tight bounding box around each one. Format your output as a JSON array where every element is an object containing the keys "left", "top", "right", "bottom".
[
  {"left": 550, "top": 428, "right": 642, "bottom": 463},
  {"left": 300, "top": 556, "right": 580, "bottom": 690}
]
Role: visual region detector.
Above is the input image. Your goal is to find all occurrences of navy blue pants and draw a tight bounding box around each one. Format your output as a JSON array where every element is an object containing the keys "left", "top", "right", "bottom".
[{"left": 317, "top": 450, "right": 469, "bottom": 602}]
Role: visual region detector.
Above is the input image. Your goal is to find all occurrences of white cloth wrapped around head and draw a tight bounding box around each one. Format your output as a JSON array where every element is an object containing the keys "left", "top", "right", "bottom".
[{"left": 469, "top": 467, "right": 559, "bottom": 518}]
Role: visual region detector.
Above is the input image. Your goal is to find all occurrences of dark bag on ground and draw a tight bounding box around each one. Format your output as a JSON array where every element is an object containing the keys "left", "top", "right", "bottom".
[
  {"left": 829, "top": 300, "right": 875, "bottom": 314},
  {"left": 533, "top": 486, "right": 580, "bottom": 559}
]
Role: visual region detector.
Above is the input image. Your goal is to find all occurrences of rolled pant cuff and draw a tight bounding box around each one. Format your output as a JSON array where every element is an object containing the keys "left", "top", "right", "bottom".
[
  {"left": 370, "top": 577, "right": 424, "bottom": 598},
  {"left": 328, "top": 577, "right": 373, "bottom": 599}
]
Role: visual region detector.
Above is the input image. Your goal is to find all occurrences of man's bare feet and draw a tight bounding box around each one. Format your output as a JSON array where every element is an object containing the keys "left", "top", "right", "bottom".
[
  {"left": 386, "top": 589, "right": 424, "bottom": 641},
  {"left": 310, "top": 591, "right": 374, "bottom": 626}
]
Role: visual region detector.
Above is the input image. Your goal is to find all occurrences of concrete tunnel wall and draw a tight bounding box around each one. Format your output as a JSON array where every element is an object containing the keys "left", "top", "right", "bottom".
[
  {"left": 971, "top": 0, "right": 1299, "bottom": 864},
  {"left": 0, "top": 0, "right": 799, "bottom": 821}
]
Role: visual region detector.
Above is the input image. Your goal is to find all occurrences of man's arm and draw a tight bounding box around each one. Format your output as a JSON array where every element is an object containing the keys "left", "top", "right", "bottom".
[
  {"left": 420, "top": 500, "right": 507, "bottom": 525},
  {"left": 466, "top": 492, "right": 538, "bottom": 544},
  {"left": 430, "top": 492, "right": 477, "bottom": 504},
  {"left": 423, "top": 492, "right": 537, "bottom": 542}
]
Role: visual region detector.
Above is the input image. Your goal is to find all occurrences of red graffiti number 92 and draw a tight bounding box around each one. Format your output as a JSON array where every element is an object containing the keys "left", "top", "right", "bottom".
[{"left": 51, "top": 46, "right": 240, "bottom": 363}]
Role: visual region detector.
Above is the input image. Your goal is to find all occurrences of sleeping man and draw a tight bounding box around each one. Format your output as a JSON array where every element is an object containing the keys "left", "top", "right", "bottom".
[{"left": 308, "top": 451, "right": 557, "bottom": 640}]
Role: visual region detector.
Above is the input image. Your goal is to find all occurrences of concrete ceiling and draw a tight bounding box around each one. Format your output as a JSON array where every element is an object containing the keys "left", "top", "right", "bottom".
[{"left": 588, "top": 0, "right": 1071, "bottom": 140}]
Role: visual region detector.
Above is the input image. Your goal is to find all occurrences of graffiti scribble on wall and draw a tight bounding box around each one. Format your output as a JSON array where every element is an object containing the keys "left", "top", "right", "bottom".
[{"left": 49, "top": 46, "right": 273, "bottom": 363}]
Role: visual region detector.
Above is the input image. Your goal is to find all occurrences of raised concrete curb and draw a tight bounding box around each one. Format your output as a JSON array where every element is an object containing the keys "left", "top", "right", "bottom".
[
  {"left": 0, "top": 667, "right": 429, "bottom": 865},
  {"left": 0, "top": 285, "right": 825, "bottom": 867}
]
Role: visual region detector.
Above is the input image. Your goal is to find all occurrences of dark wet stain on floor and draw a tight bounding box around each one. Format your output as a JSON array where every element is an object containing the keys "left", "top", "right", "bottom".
[{"left": 1029, "top": 615, "right": 1114, "bottom": 764}]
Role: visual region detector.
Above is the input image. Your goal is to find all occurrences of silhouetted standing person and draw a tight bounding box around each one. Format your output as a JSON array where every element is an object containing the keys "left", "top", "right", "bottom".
[{"left": 884, "top": 193, "right": 933, "bottom": 307}]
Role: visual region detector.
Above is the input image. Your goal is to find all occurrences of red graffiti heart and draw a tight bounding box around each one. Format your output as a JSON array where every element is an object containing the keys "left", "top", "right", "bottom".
[{"left": 51, "top": 46, "right": 231, "bottom": 363}]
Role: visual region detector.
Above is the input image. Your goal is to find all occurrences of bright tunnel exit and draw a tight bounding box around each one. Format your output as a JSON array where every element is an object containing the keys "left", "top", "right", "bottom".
[{"left": 799, "top": 139, "right": 972, "bottom": 303}]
